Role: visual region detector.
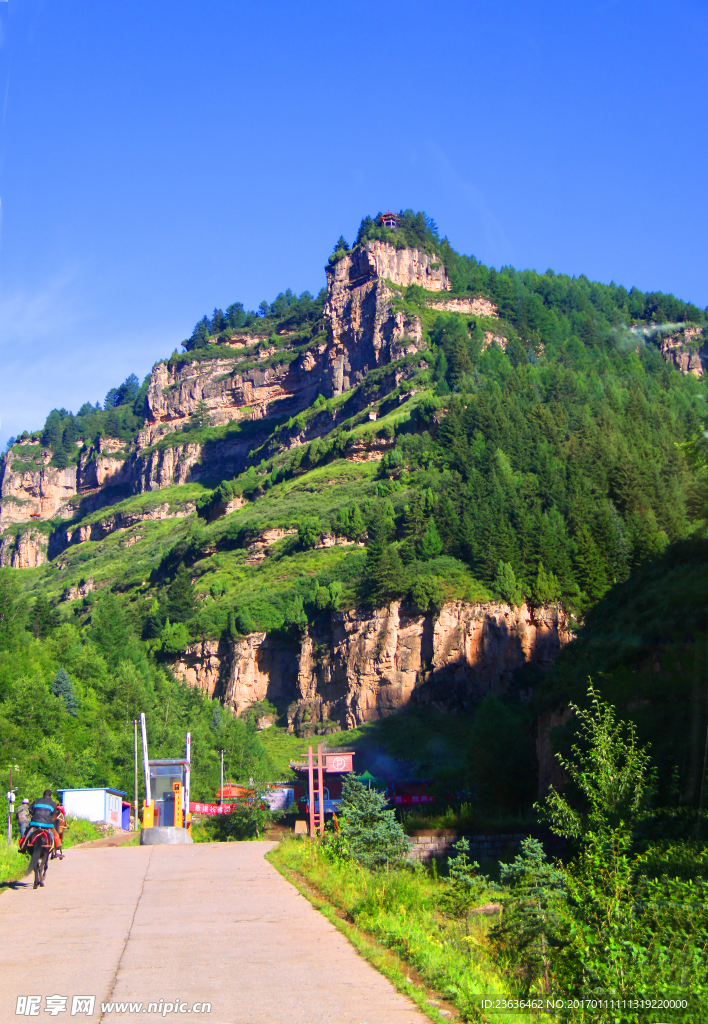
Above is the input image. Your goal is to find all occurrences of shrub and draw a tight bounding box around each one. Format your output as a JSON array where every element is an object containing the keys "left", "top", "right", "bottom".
[
  {"left": 438, "top": 838, "right": 492, "bottom": 935},
  {"left": 160, "top": 619, "right": 191, "bottom": 655},
  {"left": 298, "top": 517, "right": 320, "bottom": 550},
  {"left": 339, "top": 776, "right": 410, "bottom": 870}
]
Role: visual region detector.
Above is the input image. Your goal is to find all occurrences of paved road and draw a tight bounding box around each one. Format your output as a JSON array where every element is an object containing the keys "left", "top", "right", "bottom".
[{"left": 0, "top": 842, "right": 427, "bottom": 1024}]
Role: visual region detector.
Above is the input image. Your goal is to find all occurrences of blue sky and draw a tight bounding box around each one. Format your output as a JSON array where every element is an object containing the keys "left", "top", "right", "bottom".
[{"left": 0, "top": 0, "right": 706, "bottom": 446}]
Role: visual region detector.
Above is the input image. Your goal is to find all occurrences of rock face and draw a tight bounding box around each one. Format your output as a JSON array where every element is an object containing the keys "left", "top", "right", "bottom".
[
  {"left": 431, "top": 297, "right": 498, "bottom": 317},
  {"left": 170, "top": 640, "right": 226, "bottom": 698},
  {"left": 657, "top": 325, "right": 705, "bottom": 377},
  {"left": 0, "top": 528, "right": 48, "bottom": 568},
  {"left": 0, "top": 457, "right": 78, "bottom": 529},
  {"left": 170, "top": 600, "right": 571, "bottom": 730},
  {"left": 324, "top": 241, "right": 449, "bottom": 395},
  {"left": 223, "top": 633, "right": 300, "bottom": 715},
  {"left": 140, "top": 354, "right": 319, "bottom": 447}
]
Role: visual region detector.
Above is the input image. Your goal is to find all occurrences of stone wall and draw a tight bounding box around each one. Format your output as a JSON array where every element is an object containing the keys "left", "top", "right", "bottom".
[{"left": 407, "top": 830, "right": 527, "bottom": 862}]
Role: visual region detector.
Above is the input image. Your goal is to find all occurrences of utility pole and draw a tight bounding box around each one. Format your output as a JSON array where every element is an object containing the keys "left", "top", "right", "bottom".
[
  {"left": 220, "top": 750, "right": 224, "bottom": 805},
  {"left": 5, "top": 764, "right": 18, "bottom": 847},
  {"left": 133, "top": 720, "right": 138, "bottom": 832}
]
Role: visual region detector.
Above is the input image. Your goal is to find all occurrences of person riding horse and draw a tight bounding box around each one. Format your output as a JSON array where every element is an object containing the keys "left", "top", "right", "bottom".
[{"left": 21, "top": 789, "right": 58, "bottom": 888}]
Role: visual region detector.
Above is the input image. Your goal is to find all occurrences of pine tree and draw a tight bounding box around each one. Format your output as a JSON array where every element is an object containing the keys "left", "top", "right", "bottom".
[
  {"left": 166, "top": 565, "right": 196, "bottom": 623},
  {"left": 226, "top": 302, "right": 246, "bottom": 330},
  {"left": 339, "top": 776, "right": 410, "bottom": 870},
  {"left": 368, "top": 543, "right": 407, "bottom": 606},
  {"left": 403, "top": 493, "right": 426, "bottom": 544},
  {"left": 51, "top": 667, "right": 79, "bottom": 716},
  {"left": 494, "top": 559, "right": 520, "bottom": 606},
  {"left": 438, "top": 838, "right": 490, "bottom": 935},
  {"left": 532, "top": 561, "right": 561, "bottom": 606},
  {"left": 42, "top": 412, "right": 63, "bottom": 452},
  {"left": 348, "top": 503, "right": 366, "bottom": 541},
  {"left": 144, "top": 598, "right": 163, "bottom": 639},
  {"left": 211, "top": 308, "right": 226, "bottom": 332},
  {"left": 89, "top": 593, "right": 132, "bottom": 666},
  {"left": 490, "top": 838, "right": 564, "bottom": 993},
  {"left": 573, "top": 526, "right": 608, "bottom": 603},
  {"left": 418, "top": 517, "right": 443, "bottom": 560},
  {"left": 160, "top": 618, "right": 191, "bottom": 655},
  {"left": 210, "top": 702, "right": 225, "bottom": 734},
  {"left": 29, "top": 594, "right": 59, "bottom": 639},
  {"left": 190, "top": 399, "right": 211, "bottom": 430}
]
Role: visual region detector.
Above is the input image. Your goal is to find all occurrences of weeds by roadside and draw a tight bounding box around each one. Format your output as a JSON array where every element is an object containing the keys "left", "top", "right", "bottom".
[
  {"left": 0, "top": 844, "right": 27, "bottom": 886},
  {"left": 268, "top": 837, "right": 539, "bottom": 1024}
]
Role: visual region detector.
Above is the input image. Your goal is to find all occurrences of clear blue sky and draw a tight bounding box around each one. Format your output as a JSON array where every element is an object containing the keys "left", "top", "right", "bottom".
[{"left": 0, "top": 0, "right": 706, "bottom": 447}]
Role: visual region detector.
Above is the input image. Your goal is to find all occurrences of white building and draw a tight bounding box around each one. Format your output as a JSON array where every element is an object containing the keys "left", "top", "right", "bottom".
[{"left": 58, "top": 787, "right": 127, "bottom": 828}]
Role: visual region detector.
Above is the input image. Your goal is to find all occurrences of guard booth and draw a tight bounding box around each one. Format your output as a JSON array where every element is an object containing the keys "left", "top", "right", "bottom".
[
  {"left": 140, "top": 713, "right": 191, "bottom": 834},
  {"left": 146, "top": 760, "right": 189, "bottom": 827}
]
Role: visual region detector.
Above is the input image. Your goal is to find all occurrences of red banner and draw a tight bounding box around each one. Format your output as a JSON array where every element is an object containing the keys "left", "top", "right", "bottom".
[
  {"left": 190, "top": 802, "right": 236, "bottom": 816},
  {"left": 325, "top": 753, "right": 353, "bottom": 772},
  {"left": 394, "top": 795, "right": 435, "bottom": 805}
]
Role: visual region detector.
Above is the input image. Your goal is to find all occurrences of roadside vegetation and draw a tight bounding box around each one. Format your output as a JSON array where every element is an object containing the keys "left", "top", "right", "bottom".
[{"left": 271, "top": 692, "right": 708, "bottom": 1024}]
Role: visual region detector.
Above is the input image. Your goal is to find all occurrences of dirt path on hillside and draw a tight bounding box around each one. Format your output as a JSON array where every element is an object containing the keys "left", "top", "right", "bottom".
[{"left": 0, "top": 841, "right": 427, "bottom": 1023}]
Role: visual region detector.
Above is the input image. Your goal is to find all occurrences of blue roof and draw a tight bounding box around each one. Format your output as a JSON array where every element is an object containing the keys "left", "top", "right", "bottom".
[{"left": 57, "top": 787, "right": 127, "bottom": 796}]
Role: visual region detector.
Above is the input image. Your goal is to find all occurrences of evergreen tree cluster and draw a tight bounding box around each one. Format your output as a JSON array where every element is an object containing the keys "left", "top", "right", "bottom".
[
  {"left": 339, "top": 775, "right": 410, "bottom": 870},
  {"left": 353, "top": 209, "right": 441, "bottom": 255},
  {"left": 184, "top": 288, "right": 327, "bottom": 351},
  {"left": 373, "top": 321, "right": 704, "bottom": 610},
  {"left": 12, "top": 373, "right": 149, "bottom": 467},
  {"left": 439, "top": 249, "right": 704, "bottom": 337}
]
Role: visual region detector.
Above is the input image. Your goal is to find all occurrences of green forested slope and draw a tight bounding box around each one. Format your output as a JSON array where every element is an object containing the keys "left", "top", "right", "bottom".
[{"left": 3, "top": 210, "right": 708, "bottom": 808}]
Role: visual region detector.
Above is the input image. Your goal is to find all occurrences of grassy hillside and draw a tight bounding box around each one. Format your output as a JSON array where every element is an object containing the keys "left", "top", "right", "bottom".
[{"left": 3, "top": 210, "right": 708, "bottom": 811}]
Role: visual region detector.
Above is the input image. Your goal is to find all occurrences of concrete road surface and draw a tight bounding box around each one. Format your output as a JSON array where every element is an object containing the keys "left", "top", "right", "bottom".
[{"left": 0, "top": 841, "right": 428, "bottom": 1024}]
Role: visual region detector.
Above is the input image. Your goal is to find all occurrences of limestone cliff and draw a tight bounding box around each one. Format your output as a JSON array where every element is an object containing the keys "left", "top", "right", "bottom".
[
  {"left": 0, "top": 453, "right": 77, "bottom": 529},
  {"left": 0, "top": 527, "right": 48, "bottom": 568},
  {"left": 324, "top": 241, "right": 449, "bottom": 395},
  {"left": 656, "top": 325, "right": 705, "bottom": 377},
  {"left": 139, "top": 352, "right": 321, "bottom": 447},
  {"left": 170, "top": 599, "right": 570, "bottom": 730}
]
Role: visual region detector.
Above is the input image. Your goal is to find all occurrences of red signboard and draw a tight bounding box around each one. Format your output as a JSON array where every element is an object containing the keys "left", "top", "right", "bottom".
[
  {"left": 325, "top": 753, "right": 353, "bottom": 772},
  {"left": 190, "top": 802, "right": 236, "bottom": 816}
]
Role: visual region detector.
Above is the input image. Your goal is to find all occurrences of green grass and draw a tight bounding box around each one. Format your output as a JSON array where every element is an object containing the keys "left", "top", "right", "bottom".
[
  {"left": 0, "top": 844, "right": 28, "bottom": 886},
  {"left": 62, "top": 817, "right": 104, "bottom": 847},
  {"left": 68, "top": 482, "right": 210, "bottom": 528},
  {"left": 268, "top": 837, "right": 544, "bottom": 1024}
]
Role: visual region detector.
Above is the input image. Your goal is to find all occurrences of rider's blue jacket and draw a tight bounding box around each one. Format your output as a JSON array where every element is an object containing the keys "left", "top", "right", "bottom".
[{"left": 29, "top": 797, "right": 57, "bottom": 827}]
